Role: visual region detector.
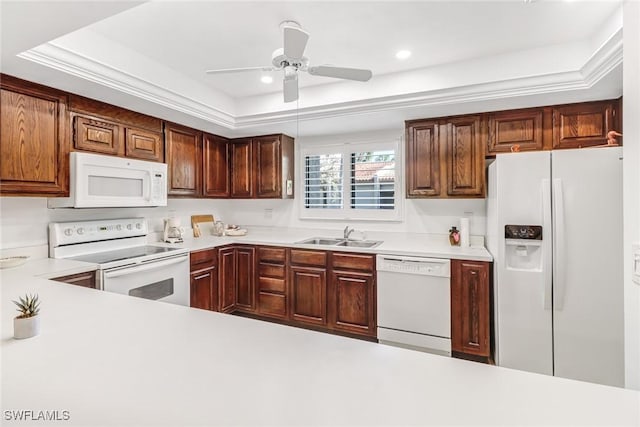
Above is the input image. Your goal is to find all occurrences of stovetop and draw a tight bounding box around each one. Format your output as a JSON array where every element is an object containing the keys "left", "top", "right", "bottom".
[{"left": 69, "top": 246, "right": 182, "bottom": 265}]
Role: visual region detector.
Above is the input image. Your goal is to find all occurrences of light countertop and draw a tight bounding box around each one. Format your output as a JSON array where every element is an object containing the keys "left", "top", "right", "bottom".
[
  {"left": 1, "top": 268, "right": 639, "bottom": 426},
  {"left": 153, "top": 226, "right": 494, "bottom": 262}
]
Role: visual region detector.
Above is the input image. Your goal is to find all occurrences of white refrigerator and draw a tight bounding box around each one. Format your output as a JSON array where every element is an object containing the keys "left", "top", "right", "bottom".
[{"left": 487, "top": 147, "right": 624, "bottom": 387}]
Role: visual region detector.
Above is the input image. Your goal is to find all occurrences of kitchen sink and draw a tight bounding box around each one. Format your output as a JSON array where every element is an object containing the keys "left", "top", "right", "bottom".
[
  {"left": 296, "top": 237, "right": 383, "bottom": 249},
  {"left": 296, "top": 237, "right": 345, "bottom": 245},
  {"left": 335, "top": 240, "right": 383, "bottom": 248}
]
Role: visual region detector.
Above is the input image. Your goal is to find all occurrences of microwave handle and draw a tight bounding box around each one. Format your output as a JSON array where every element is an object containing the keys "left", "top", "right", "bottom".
[{"left": 104, "top": 256, "right": 187, "bottom": 278}]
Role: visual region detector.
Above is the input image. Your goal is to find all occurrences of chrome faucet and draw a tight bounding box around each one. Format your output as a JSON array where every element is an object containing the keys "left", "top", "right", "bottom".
[{"left": 344, "top": 226, "right": 355, "bottom": 240}]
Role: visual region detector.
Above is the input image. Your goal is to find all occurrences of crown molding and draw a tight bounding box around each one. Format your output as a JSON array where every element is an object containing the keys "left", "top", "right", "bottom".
[{"left": 18, "top": 33, "right": 622, "bottom": 131}]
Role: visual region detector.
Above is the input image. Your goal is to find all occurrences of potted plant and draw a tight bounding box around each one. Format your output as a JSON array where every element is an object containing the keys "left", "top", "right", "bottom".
[{"left": 13, "top": 293, "right": 41, "bottom": 339}]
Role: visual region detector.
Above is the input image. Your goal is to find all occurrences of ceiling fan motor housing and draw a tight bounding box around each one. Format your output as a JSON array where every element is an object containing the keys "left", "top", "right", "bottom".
[{"left": 272, "top": 48, "right": 308, "bottom": 71}]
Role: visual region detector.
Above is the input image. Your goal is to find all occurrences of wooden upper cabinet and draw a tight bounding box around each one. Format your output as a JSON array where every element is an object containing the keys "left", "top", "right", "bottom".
[
  {"left": 406, "top": 120, "right": 440, "bottom": 197},
  {"left": 203, "top": 133, "right": 229, "bottom": 197},
  {"left": 230, "top": 138, "right": 254, "bottom": 198},
  {"left": 125, "top": 126, "right": 163, "bottom": 162},
  {"left": 553, "top": 100, "right": 618, "bottom": 149},
  {"left": 73, "top": 114, "right": 122, "bottom": 156},
  {"left": 451, "top": 259, "right": 491, "bottom": 359},
  {"left": 255, "top": 135, "right": 282, "bottom": 198},
  {"left": 445, "top": 116, "right": 485, "bottom": 197},
  {"left": 165, "top": 123, "right": 202, "bottom": 197},
  {"left": 0, "top": 75, "right": 69, "bottom": 195},
  {"left": 487, "top": 108, "right": 545, "bottom": 155}
]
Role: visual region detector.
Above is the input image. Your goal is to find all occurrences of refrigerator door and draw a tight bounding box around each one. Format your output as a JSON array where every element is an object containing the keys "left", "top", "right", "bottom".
[
  {"left": 551, "top": 147, "right": 624, "bottom": 387},
  {"left": 493, "top": 151, "right": 553, "bottom": 375}
]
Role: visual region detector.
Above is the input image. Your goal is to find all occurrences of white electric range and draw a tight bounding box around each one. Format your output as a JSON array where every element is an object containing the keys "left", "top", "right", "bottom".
[{"left": 49, "top": 218, "right": 190, "bottom": 306}]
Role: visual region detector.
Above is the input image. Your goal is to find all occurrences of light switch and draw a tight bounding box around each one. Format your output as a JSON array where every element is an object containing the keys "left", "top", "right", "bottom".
[{"left": 632, "top": 243, "right": 640, "bottom": 285}]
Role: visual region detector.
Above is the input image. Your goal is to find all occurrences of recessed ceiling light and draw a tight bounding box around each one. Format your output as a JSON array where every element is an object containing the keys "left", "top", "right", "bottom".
[
  {"left": 396, "top": 50, "right": 412, "bottom": 60},
  {"left": 261, "top": 75, "right": 273, "bottom": 84}
]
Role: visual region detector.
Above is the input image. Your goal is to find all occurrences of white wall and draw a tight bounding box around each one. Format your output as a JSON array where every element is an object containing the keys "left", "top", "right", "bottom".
[{"left": 622, "top": 0, "right": 640, "bottom": 390}]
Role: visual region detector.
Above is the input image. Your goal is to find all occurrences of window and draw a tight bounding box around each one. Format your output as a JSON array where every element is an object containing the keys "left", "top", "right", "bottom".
[{"left": 300, "top": 139, "right": 402, "bottom": 221}]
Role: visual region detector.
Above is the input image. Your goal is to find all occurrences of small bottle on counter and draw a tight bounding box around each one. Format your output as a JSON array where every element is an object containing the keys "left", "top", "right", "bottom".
[{"left": 449, "top": 226, "right": 461, "bottom": 246}]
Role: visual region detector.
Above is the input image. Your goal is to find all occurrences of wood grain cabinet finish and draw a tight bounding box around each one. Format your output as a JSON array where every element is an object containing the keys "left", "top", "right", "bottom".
[
  {"left": 165, "top": 122, "right": 202, "bottom": 197},
  {"left": 552, "top": 100, "right": 618, "bottom": 149},
  {"left": 230, "top": 138, "right": 254, "bottom": 198},
  {"left": 290, "top": 266, "right": 328, "bottom": 326},
  {"left": 235, "top": 246, "right": 256, "bottom": 313},
  {"left": 190, "top": 249, "right": 218, "bottom": 311},
  {"left": 451, "top": 259, "right": 491, "bottom": 360},
  {"left": 203, "top": 133, "right": 230, "bottom": 197},
  {"left": 0, "top": 75, "right": 69, "bottom": 195},
  {"left": 51, "top": 271, "right": 97, "bottom": 289},
  {"left": 406, "top": 116, "right": 484, "bottom": 198},
  {"left": 445, "top": 116, "right": 485, "bottom": 197},
  {"left": 125, "top": 127, "right": 163, "bottom": 162},
  {"left": 406, "top": 120, "right": 440, "bottom": 197},
  {"left": 73, "top": 114, "right": 122, "bottom": 155},
  {"left": 257, "top": 246, "right": 288, "bottom": 319},
  {"left": 218, "top": 247, "right": 237, "bottom": 313},
  {"left": 487, "top": 108, "right": 545, "bottom": 155},
  {"left": 329, "top": 270, "right": 376, "bottom": 337}
]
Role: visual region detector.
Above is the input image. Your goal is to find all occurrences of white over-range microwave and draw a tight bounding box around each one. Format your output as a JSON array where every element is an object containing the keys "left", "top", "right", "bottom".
[{"left": 48, "top": 152, "right": 167, "bottom": 208}]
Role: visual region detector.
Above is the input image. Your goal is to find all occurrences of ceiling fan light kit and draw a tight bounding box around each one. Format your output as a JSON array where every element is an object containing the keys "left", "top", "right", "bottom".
[{"left": 205, "top": 20, "right": 373, "bottom": 102}]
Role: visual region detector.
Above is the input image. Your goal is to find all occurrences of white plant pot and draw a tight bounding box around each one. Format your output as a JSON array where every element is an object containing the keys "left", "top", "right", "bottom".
[{"left": 14, "top": 315, "right": 40, "bottom": 339}]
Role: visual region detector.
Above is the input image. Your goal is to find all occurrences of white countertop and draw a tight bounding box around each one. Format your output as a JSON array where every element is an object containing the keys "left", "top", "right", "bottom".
[
  {"left": 154, "top": 226, "right": 494, "bottom": 261},
  {"left": 1, "top": 257, "right": 97, "bottom": 280},
  {"left": 2, "top": 269, "right": 638, "bottom": 426}
]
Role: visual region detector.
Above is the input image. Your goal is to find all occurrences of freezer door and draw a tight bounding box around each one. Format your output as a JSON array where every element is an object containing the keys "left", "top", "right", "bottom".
[
  {"left": 493, "top": 151, "right": 553, "bottom": 375},
  {"left": 551, "top": 147, "right": 624, "bottom": 387}
]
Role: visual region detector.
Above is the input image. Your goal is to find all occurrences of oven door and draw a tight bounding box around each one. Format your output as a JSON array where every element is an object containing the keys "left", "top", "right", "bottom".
[{"left": 101, "top": 254, "right": 189, "bottom": 306}]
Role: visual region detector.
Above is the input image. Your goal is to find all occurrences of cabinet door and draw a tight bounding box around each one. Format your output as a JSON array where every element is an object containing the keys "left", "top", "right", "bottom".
[
  {"left": 487, "top": 109, "right": 544, "bottom": 155},
  {"left": 255, "top": 135, "right": 281, "bottom": 198},
  {"left": 165, "top": 123, "right": 202, "bottom": 197},
  {"left": 451, "top": 260, "right": 490, "bottom": 358},
  {"left": 290, "top": 266, "right": 327, "bottom": 326},
  {"left": 552, "top": 101, "right": 617, "bottom": 149},
  {"left": 405, "top": 121, "right": 440, "bottom": 197},
  {"left": 51, "top": 271, "right": 96, "bottom": 289},
  {"left": 218, "top": 247, "right": 236, "bottom": 313},
  {"left": 203, "top": 133, "right": 230, "bottom": 197},
  {"left": 230, "top": 138, "right": 254, "bottom": 198},
  {"left": 0, "top": 78, "right": 69, "bottom": 195},
  {"left": 235, "top": 246, "right": 256, "bottom": 312},
  {"left": 125, "top": 126, "right": 163, "bottom": 162},
  {"left": 445, "top": 116, "right": 485, "bottom": 197},
  {"left": 330, "top": 270, "right": 376, "bottom": 337},
  {"left": 73, "top": 114, "right": 123, "bottom": 156},
  {"left": 190, "top": 268, "right": 216, "bottom": 311}
]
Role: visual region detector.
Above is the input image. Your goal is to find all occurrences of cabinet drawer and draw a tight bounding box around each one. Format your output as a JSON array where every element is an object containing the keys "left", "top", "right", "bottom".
[
  {"left": 258, "top": 246, "right": 286, "bottom": 263},
  {"left": 331, "top": 252, "right": 375, "bottom": 272},
  {"left": 190, "top": 249, "right": 216, "bottom": 270},
  {"left": 74, "top": 115, "right": 122, "bottom": 155},
  {"left": 258, "top": 262, "right": 285, "bottom": 279},
  {"left": 290, "top": 249, "right": 327, "bottom": 267},
  {"left": 259, "top": 276, "right": 286, "bottom": 293},
  {"left": 258, "top": 292, "right": 287, "bottom": 318},
  {"left": 51, "top": 271, "right": 96, "bottom": 289}
]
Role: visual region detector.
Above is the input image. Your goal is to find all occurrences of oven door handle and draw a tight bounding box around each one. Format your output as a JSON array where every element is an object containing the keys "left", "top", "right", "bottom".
[{"left": 103, "top": 255, "right": 188, "bottom": 278}]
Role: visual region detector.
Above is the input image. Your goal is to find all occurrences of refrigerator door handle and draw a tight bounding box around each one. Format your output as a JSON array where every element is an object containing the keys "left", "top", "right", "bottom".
[
  {"left": 542, "top": 179, "right": 553, "bottom": 310},
  {"left": 553, "top": 178, "right": 566, "bottom": 310}
]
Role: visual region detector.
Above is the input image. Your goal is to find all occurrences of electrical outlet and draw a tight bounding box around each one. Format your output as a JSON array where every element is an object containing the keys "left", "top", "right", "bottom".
[{"left": 264, "top": 208, "right": 273, "bottom": 220}]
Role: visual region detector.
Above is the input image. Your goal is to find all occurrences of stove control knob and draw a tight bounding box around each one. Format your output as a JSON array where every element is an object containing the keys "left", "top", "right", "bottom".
[
  {"left": 126, "top": 224, "right": 132, "bottom": 230},
  {"left": 64, "top": 228, "right": 73, "bottom": 236},
  {"left": 116, "top": 225, "right": 122, "bottom": 231},
  {"left": 136, "top": 223, "right": 142, "bottom": 230},
  {"left": 77, "top": 228, "right": 85, "bottom": 235}
]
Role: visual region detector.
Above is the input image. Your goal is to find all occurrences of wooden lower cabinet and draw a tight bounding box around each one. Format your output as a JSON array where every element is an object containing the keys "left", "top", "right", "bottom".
[
  {"left": 51, "top": 271, "right": 96, "bottom": 289},
  {"left": 289, "top": 266, "right": 327, "bottom": 326},
  {"left": 257, "top": 247, "right": 288, "bottom": 319},
  {"left": 190, "top": 249, "right": 218, "bottom": 311},
  {"left": 451, "top": 259, "right": 491, "bottom": 361},
  {"left": 329, "top": 270, "right": 376, "bottom": 337},
  {"left": 235, "top": 246, "right": 256, "bottom": 312},
  {"left": 218, "top": 247, "right": 237, "bottom": 313}
]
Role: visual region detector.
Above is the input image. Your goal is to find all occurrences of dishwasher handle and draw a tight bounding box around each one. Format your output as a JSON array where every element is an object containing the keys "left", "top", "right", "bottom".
[{"left": 376, "top": 255, "right": 450, "bottom": 277}]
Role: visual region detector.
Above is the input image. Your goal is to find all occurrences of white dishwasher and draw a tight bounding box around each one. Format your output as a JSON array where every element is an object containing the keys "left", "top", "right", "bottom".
[{"left": 376, "top": 254, "right": 451, "bottom": 356}]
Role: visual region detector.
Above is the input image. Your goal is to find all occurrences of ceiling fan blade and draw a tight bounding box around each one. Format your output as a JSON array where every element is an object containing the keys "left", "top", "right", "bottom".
[
  {"left": 307, "top": 65, "right": 372, "bottom": 82},
  {"left": 205, "top": 66, "right": 275, "bottom": 75},
  {"left": 283, "top": 26, "right": 309, "bottom": 60},
  {"left": 283, "top": 76, "right": 299, "bottom": 103}
]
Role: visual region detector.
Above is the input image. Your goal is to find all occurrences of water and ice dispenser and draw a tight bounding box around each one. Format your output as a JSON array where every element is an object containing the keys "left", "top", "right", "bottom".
[{"left": 504, "top": 225, "right": 543, "bottom": 272}]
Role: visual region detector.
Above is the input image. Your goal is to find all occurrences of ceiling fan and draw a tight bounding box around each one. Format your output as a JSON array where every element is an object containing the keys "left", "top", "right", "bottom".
[{"left": 205, "top": 21, "right": 373, "bottom": 103}]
